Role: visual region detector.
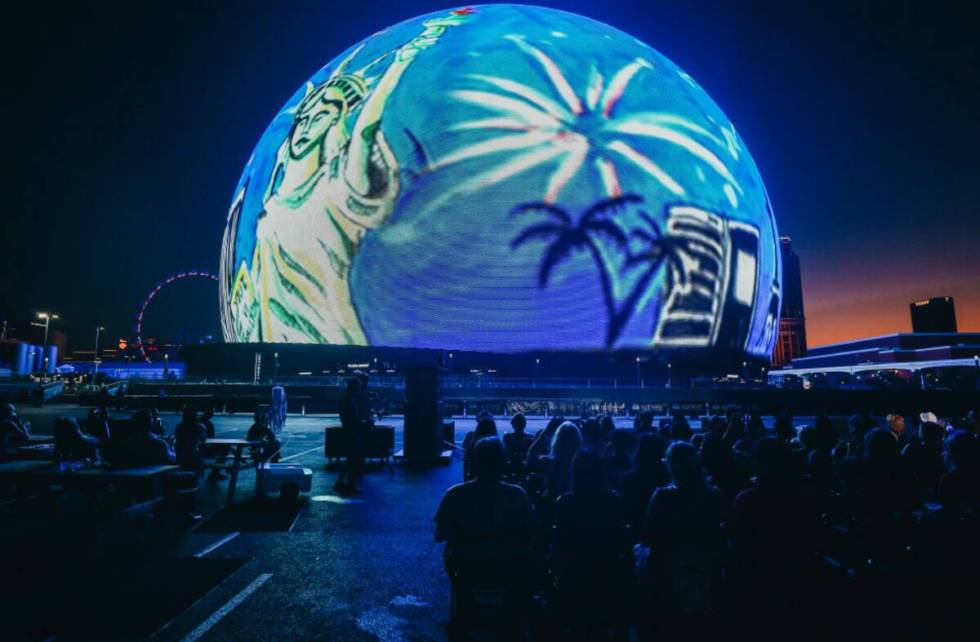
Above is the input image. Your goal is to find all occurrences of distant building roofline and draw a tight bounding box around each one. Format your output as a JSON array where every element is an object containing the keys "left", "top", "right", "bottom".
[{"left": 808, "top": 332, "right": 979, "bottom": 352}]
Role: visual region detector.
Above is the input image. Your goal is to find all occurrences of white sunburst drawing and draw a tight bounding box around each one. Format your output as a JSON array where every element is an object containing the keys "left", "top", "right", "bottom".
[{"left": 432, "top": 34, "right": 742, "bottom": 207}]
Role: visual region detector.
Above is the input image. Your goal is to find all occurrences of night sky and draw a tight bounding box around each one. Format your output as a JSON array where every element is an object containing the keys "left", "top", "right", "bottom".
[{"left": 4, "top": 0, "right": 978, "bottom": 351}]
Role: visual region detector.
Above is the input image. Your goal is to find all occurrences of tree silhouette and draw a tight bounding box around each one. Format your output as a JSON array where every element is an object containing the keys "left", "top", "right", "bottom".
[
  {"left": 510, "top": 195, "right": 638, "bottom": 346},
  {"left": 609, "top": 209, "right": 690, "bottom": 342}
]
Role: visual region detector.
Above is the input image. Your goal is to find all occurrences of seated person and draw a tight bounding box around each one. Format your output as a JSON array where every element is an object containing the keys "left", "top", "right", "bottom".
[
  {"left": 247, "top": 411, "right": 281, "bottom": 463},
  {"left": 939, "top": 430, "right": 980, "bottom": 509},
  {"left": 84, "top": 407, "right": 111, "bottom": 445},
  {"left": 643, "top": 442, "right": 727, "bottom": 619},
  {"left": 200, "top": 406, "right": 217, "bottom": 439},
  {"left": 601, "top": 428, "right": 636, "bottom": 487},
  {"left": 524, "top": 416, "right": 565, "bottom": 466},
  {"left": 462, "top": 416, "right": 498, "bottom": 480},
  {"left": 618, "top": 433, "right": 669, "bottom": 532},
  {"left": 53, "top": 417, "right": 100, "bottom": 461},
  {"left": 552, "top": 451, "right": 630, "bottom": 629},
  {"left": 580, "top": 417, "right": 604, "bottom": 453},
  {"left": 435, "top": 437, "right": 534, "bottom": 574},
  {"left": 174, "top": 406, "right": 208, "bottom": 472},
  {"left": 117, "top": 410, "right": 175, "bottom": 467},
  {"left": 502, "top": 413, "right": 534, "bottom": 472},
  {"left": 148, "top": 407, "right": 165, "bottom": 436},
  {"left": 0, "top": 403, "right": 31, "bottom": 458},
  {"left": 902, "top": 420, "right": 946, "bottom": 500},
  {"left": 553, "top": 450, "right": 629, "bottom": 574},
  {"left": 200, "top": 407, "right": 228, "bottom": 480}
]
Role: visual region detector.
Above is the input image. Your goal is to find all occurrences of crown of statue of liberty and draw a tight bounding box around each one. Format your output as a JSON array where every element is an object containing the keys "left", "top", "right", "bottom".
[{"left": 292, "top": 41, "right": 384, "bottom": 114}]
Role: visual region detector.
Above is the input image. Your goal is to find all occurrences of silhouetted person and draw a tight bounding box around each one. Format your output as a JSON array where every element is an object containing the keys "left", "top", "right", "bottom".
[
  {"left": 525, "top": 416, "right": 564, "bottom": 465},
  {"left": 84, "top": 407, "right": 110, "bottom": 445},
  {"left": 813, "top": 414, "right": 839, "bottom": 454},
  {"left": 602, "top": 428, "right": 636, "bottom": 487},
  {"left": 599, "top": 414, "right": 616, "bottom": 442},
  {"left": 552, "top": 451, "right": 630, "bottom": 639},
  {"left": 200, "top": 406, "right": 217, "bottom": 438},
  {"left": 148, "top": 407, "right": 165, "bottom": 437},
  {"left": 174, "top": 406, "right": 208, "bottom": 473},
  {"left": 671, "top": 413, "right": 692, "bottom": 442},
  {"left": 580, "top": 417, "right": 604, "bottom": 453},
  {"left": 773, "top": 413, "right": 795, "bottom": 443},
  {"left": 642, "top": 441, "right": 726, "bottom": 635},
  {"left": 53, "top": 417, "right": 99, "bottom": 461},
  {"left": 247, "top": 410, "right": 281, "bottom": 464},
  {"left": 903, "top": 420, "right": 945, "bottom": 500},
  {"left": 745, "top": 412, "right": 765, "bottom": 445},
  {"left": 463, "top": 416, "right": 498, "bottom": 481},
  {"left": 619, "top": 433, "right": 670, "bottom": 533},
  {"left": 502, "top": 413, "right": 533, "bottom": 475},
  {"left": 539, "top": 422, "right": 582, "bottom": 501},
  {"left": 939, "top": 430, "right": 980, "bottom": 509},
  {"left": 0, "top": 403, "right": 31, "bottom": 458},
  {"left": 336, "top": 377, "right": 366, "bottom": 493},
  {"left": 700, "top": 432, "right": 749, "bottom": 501},
  {"left": 734, "top": 437, "right": 817, "bottom": 634},
  {"left": 118, "top": 410, "right": 175, "bottom": 467},
  {"left": 843, "top": 428, "right": 914, "bottom": 518},
  {"left": 634, "top": 410, "right": 654, "bottom": 433},
  {"left": 200, "top": 407, "right": 228, "bottom": 481},
  {"left": 434, "top": 437, "right": 534, "bottom": 634}
]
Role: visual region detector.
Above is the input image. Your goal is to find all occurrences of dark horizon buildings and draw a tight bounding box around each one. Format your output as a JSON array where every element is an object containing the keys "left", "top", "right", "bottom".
[
  {"left": 772, "top": 237, "right": 807, "bottom": 367},
  {"left": 910, "top": 296, "right": 957, "bottom": 333}
]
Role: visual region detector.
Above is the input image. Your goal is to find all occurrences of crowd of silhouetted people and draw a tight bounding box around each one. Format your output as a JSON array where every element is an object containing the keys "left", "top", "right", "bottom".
[
  {"left": 437, "top": 409, "right": 980, "bottom": 640},
  {"left": 0, "top": 402, "right": 281, "bottom": 475}
]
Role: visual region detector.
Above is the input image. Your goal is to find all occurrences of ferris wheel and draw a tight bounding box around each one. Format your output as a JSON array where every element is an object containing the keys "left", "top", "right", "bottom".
[{"left": 134, "top": 270, "right": 219, "bottom": 363}]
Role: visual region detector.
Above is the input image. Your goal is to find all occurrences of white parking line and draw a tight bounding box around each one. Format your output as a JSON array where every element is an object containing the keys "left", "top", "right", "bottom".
[
  {"left": 181, "top": 572, "right": 273, "bottom": 642},
  {"left": 193, "top": 532, "right": 240, "bottom": 558},
  {"left": 280, "top": 445, "right": 324, "bottom": 461}
]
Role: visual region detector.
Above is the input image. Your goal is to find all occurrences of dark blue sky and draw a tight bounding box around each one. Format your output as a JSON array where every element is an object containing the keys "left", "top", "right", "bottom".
[{"left": 4, "top": 0, "right": 979, "bottom": 348}]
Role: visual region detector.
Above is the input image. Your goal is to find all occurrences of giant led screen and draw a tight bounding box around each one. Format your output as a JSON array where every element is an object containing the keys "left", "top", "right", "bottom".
[{"left": 219, "top": 4, "right": 782, "bottom": 357}]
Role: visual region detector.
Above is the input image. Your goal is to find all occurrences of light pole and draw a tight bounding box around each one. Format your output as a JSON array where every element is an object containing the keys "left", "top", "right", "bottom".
[
  {"left": 535, "top": 357, "right": 540, "bottom": 379},
  {"left": 667, "top": 362, "right": 672, "bottom": 389},
  {"left": 37, "top": 312, "right": 59, "bottom": 352},
  {"left": 94, "top": 325, "right": 105, "bottom": 376},
  {"left": 163, "top": 353, "right": 170, "bottom": 377},
  {"left": 36, "top": 312, "right": 59, "bottom": 374},
  {"left": 635, "top": 356, "right": 641, "bottom": 387}
]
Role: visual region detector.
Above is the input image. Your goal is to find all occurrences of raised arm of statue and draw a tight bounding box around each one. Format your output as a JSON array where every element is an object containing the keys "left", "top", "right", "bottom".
[{"left": 344, "top": 14, "right": 468, "bottom": 195}]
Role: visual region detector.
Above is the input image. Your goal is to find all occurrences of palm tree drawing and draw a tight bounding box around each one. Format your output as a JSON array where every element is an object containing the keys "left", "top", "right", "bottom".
[
  {"left": 608, "top": 210, "right": 690, "bottom": 342},
  {"left": 510, "top": 195, "right": 638, "bottom": 346},
  {"left": 511, "top": 193, "right": 699, "bottom": 348}
]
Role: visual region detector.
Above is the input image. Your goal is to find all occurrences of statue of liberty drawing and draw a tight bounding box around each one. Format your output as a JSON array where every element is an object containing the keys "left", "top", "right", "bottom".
[{"left": 226, "top": 11, "right": 469, "bottom": 343}]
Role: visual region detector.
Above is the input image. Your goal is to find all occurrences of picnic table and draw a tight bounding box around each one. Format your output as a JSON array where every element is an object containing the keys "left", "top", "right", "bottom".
[
  {"left": 0, "top": 460, "right": 178, "bottom": 505},
  {"left": 204, "top": 438, "right": 262, "bottom": 504}
]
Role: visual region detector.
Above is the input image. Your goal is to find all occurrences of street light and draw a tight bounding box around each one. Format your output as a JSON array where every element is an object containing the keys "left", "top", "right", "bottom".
[
  {"left": 36, "top": 312, "right": 59, "bottom": 350},
  {"left": 94, "top": 325, "right": 105, "bottom": 376},
  {"left": 36, "top": 312, "right": 59, "bottom": 374},
  {"left": 667, "top": 362, "right": 672, "bottom": 389},
  {"left": 635, "top": 356, "right": 641, "bottom": 387}
]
